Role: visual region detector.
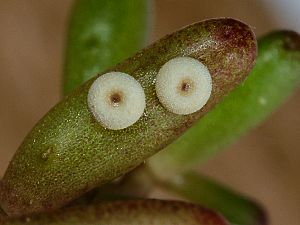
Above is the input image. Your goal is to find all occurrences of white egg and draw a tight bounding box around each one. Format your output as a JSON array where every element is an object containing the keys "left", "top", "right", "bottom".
[
  {"left": 88, "top": 72, "right": 146, "bottom": 130},
  {"left": 155, "top": 57, "right": 212, "bottom": 115}
]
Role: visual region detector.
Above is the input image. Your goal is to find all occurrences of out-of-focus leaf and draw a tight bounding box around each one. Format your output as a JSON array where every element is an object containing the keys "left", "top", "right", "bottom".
[
  {"left": 64, "top": 0, "right": 151, "bottom": 94},
  {"left": 0, "top": 200, "right": 229, "bottom": 225},
  {"left": 161, "top": 172, "right": 267, "bottom": 225},
  {"left": 149, "top": 31, "right": 300, "bottom": 175}
]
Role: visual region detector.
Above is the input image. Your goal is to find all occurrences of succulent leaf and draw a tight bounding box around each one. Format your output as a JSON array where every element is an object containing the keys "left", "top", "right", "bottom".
[
  {"left": 0, "top": 200, "right": 229, "bottom": 225},
  {"left": 0, "top": 18, "right": 256, "bottom": 216}
]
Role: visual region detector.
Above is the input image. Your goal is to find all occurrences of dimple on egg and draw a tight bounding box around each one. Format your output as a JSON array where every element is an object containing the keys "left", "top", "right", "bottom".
[
  {"left": 88, "top": 72, "right": 146, "bottom": 130},
  {"left": 155, "top": 57, "right": 212, "bottom": 115}
]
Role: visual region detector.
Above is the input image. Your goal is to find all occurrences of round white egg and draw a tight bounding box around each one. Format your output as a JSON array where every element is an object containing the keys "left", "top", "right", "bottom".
[
  {"left": 88, "top": 72, "right": 146, "bottom": 130},
  {"left": 155, "top": 57, "right": 212, "bottom": 115}
]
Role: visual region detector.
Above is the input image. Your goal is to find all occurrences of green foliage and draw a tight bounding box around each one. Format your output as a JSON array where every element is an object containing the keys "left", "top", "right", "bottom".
[
  {"left": 0, "top": 19, "right": 256, "bottom": 216},
  {"left": 161, "top": 172, "right": 266, "bottom": 225},
  {"left": 149, "top": 31, "right": 300, "bottom": 176},
  {"left": 2, "top": 0, "right": 300, "bottom": 223},
  {"left": 64, "top": 0, "right": 150, "bottom": 94}
]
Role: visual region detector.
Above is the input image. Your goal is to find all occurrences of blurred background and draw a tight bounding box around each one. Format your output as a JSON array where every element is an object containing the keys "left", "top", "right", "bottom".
[{"left": 0, "top": 0, "right": 299, "bottom": 224}]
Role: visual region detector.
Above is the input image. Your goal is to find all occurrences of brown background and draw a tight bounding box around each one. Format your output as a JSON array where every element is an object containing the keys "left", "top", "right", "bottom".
[{"left": 0, "top": 1, "right": 299, "bottom": 224}]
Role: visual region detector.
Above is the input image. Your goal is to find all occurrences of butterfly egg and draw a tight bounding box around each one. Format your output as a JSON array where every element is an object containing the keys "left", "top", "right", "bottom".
[
  {"left": 88, "top": 72, "right": 146, "bottom": 130},
  {"left": 155, "top": 57, "right": 212, "bottom": 115}
]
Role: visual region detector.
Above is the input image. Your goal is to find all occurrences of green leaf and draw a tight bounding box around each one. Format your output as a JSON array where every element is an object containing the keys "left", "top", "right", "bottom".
[
  {"left": 149, "top": 31, "right": 300, "bottom": 175},
  {"left": 0, "top": 18, "right": 256, "bottom": 216},
  {"left": 160, "top": 172, "right": 267, "bottom": 225},
  {"left": 64, "top": 0, "right": 151, "bottom": 94},
  {"left": 0, "top": 200, "right": 228, "bottom": 225}
]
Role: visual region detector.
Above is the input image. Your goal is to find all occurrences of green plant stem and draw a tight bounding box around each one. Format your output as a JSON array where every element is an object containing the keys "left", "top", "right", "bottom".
[
  {"left": 157, "top": 171, "right": 267, "bottom": 225},
  {"left": 68, "top": 166, "right": 154, "bottom": 206}
]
